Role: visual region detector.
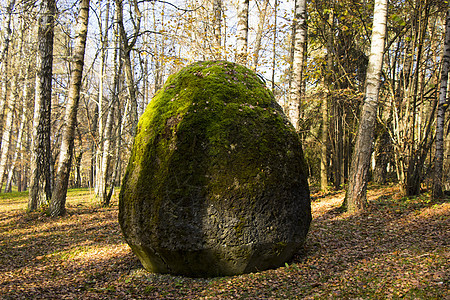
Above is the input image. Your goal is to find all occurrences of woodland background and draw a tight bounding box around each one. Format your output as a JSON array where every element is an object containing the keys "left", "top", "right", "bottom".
[
  {"left": 0, "top": 0, "right": 449, "bottom": 209},
  {"left": 0, "top": 0, "right": 449, "bottom": 298}
]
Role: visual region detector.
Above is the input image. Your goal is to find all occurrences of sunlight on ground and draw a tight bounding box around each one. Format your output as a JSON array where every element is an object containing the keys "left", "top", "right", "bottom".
[
  {"left": 48, "top": 244, "right": 130, "bottom": 263},
  {"left": 0, "top": 184, "right": 448, "bottom": 298},
  {"left": 311, "top": 191, "right": 345, "bottom": 219},
  {"left": 0, "top": 188, "right": 120, "bottom": 212}
]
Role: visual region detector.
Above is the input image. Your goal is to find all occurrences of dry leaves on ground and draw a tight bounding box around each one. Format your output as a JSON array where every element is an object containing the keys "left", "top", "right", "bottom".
[{"left": 0, "top": 185, "right": 448, "bottom": 299}]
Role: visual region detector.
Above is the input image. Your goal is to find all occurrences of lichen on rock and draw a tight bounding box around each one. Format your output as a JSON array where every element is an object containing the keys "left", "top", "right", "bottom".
[{"left": 119, "top": 60, "right": 311, "bottom": 277}]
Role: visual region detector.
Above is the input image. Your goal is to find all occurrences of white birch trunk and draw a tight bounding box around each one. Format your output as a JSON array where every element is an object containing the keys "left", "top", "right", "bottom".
[
  {"left": 95, "top": 0, "right": 110, "bottom": 198},
  {"left": 213, "top": 0, "right": 222, "bottom": 58},
  {"left": 236, "top": 0, "right": 249, "bottom": 65},
  {"left": 433, "top": 6, "right": 450, "bottom": 198},
  {"left": 5, "top": 65, "right": 30, "bottom": 193},
  {"left": 345, "top": 0, "right": 388, "bottom": 213},
  {"left": 252, "top": 0, "right": 269, "bottom": 70},
  {"left": 288, "top": 0, "right": 307, "bottom": 131},
  {"left": 50, "top": 0, "right": 90, "bottom": 216},
  {"left": 0, "top": 82, "right": 16, "bottom": 191},
  {"left": 0, "top": 0, "right": 15, "bottom": 136},
  {"left": 0, "top": 0, "right": 14, "bottom": 67}
]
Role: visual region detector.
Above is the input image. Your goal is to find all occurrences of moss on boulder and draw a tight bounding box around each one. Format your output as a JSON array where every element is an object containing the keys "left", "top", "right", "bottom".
[{"left": 119, "top": 61, "right": 311, "bottom": 277}]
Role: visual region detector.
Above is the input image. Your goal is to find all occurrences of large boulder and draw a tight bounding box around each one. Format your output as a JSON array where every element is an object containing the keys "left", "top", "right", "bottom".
[{"left": 119, "top": 61, "right": 311, "bottom": 277}]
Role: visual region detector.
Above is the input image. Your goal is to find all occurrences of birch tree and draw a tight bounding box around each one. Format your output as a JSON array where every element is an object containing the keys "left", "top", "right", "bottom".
[
  {"left": 212, "top": 0, "right": 222, "bottom": 57},
  {"left": 432, "top": 5, "right": 450, "bottom": 199},
  {"left": 116, "top": 0, "right": 140, "bottom": 132},
  {"left": 28, "top": 0, "right": 56, "bottom": 211},
  {"left": 0, "top": 67, "right": 17, "bottom": 192},
  {"left": 0, "top": 0, "right": 15, "bottom": 130},
  {"left": 4, "top": 65, "right": 30, "bottom": 193},
  {"left": 252, "top": 0, "right": 269, "bottom": 70},
  {"left": 0, "top": 0, "right": 14, "bottom": 67},
  {"left": 321, "top": 7, "right": 334, "bottom": 192},
  {"left": 344, "top": 0, "right": 388, "bottom": 213},
  {"left": 50, "top": 0, "right": 90, "bottom": 217},
  {"left": 94, "top": 0, "right": 111, "bottom": 198},
  {"left": 288, "top": 0, "right": 307, "bottom": 131},
  {"left": 236, "top": 0, "right": 249, "bottom": 65}
]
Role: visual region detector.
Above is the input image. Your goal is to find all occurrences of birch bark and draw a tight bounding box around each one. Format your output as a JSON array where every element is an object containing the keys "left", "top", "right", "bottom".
[
  {"left": 28, "top": 0, "right": 56, "bottom": 211},
  {"left": 433, "top": 5, "right": 450, "bottom": 198},
  {"left": 50, "top": 0, "right": 90, "bottom": 216},
  {"left": 288, "top": 0, "right": 307, "bottom": 131},
  {"left": 344, "top": 0, "right": 388, "bottom": 213},
  {"left": 236, "top": 0, "right": 249, "bottom": 65}
]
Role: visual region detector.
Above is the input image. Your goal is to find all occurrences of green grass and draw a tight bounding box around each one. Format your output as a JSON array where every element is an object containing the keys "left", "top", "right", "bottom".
[{"left": 0, "top": 187, "right": 120, "bottom": 212}]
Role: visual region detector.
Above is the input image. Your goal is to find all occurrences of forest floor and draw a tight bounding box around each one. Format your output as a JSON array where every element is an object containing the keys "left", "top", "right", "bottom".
[{"left": 0, "top": 185, "right": 448, "bottom": 299}]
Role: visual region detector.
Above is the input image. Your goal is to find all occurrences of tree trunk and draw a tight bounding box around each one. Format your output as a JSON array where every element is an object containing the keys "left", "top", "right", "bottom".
[
  {"left": 4, "top": 35, "right": 30, "bottom": 193},
  {"left": 94, "top": 0, "right": 110, "bottom": 198},
  {"left": 288, "top": 0, "right": 307, "bottom": 131},
  {"left": 50, "top": 0, "right": 90, "bottom": 217},
  {"left": 402, "top": 0, "right": 430, "bottom": 197},
  {"left": 321, "top": 95, "right": 328, "bottom": 192},
  {"left": 99, "top": 104, "right": 114, "bottom": 206},
  {"left": 3, "top": 82, "right": 22, "bottom": 193},
  {"left": 28, "top": 0, "right": 56, "bottom": 211},
  {"left": 344, "top": 0, "right": 387, "bottom": 213},
  {"left": 74, "top": 150, "right": 83, "bottom": 188},
  {"left": 271, "top": 0, "right": 278, "bottom": 92},
  {"left": 116, "top": 0, "right": 140, "bottom": 132},
  {"left": 0, "top": 79, "right": 16, "bottom": 191},
  {"left": 0, "top": 0, "right": 17, "bottom": 164},
  {"left": 0, "top": 0, "right": 14, "bottom": 67},
  {"left": 212, "top": 0, "right": 222, "bottom": 58},
  {"left": 236, "top": 0, "right": 249, "bottom": 65},
  {"left": 0, "top": 0, "right": 15, "bottom": 125},
  {"left": 100, "top": 2, "right": 121, "bottom": 206},
  {"left": 104, "top": 98, "right": 123, "bottom": 205},
  {"left": 373, "top": 129, "right": 392, "bottom": 185},
  {"left": 321, "top": 8, "right": 334, "bottom": 192},
  {"left": 89, "top": 103, "right": 98, "bottom": 189},
  {"left": 433, "top": 6, "right": 450, "bottom": 199},
  {"left": 252, "top": 0, "right": 269, "bottom": 70}
]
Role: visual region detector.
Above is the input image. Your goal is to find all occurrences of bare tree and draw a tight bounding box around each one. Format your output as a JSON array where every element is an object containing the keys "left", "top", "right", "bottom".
[
  {"left": 0, "top": 0, "right": 14, "bottom": 67},
  {"left": 95, "top": 0, "right": 111, "bottom": 198},
  {"left": 50, "top": 0, "right": 90, "bottom": 216},
  {"left": 236, "top": 0, "right": 249, "bottom": 65},
  {"left": 344, "top": 0, "right": 388, "bottom": 213},
  {"left": 4, "top": 65, "right": 30, "bottom": 193},
  {"left": 0, "top": 67, "right": 17, "bottom": 192},
  {"left": 433, "top": 5, "right": 450, "bottom": 199},
  {"left": 271, "top": 0, "right": 278, "bottom": 91},
  {"left": 252, "top": 0, "right": 269, "bottom": 70},
  {"left": 116, "top": 0, "right": 140, "bottom": 131},
  {"left": 212, "top": 0, "right": 223, "bottom": 57},
  {"left": 321, "top": 7, "right": 334, "bottom": 192},
  {"left": 28, "top": 0, "right": 56, "bottom": 211},
  {"left": 98, "top": 1, "right": 121, "bottom": 205},
  {"left": 287, "top": 0, "right": 307, "bottom": 131},
  {"left": 0, "top": 0, "right": 15, "bottom": 131}
]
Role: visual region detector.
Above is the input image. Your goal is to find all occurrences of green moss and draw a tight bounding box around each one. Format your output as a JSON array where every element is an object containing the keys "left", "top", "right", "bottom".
[
  {"left": 120, "top": 60, "right": 301, "bottom": 208},
  {"left": 119, "top": 61, "right": 310, "bottom": 277}
]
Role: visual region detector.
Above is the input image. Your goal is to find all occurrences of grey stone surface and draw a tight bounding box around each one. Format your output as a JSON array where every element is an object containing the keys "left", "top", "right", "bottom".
[{"left": 119, "top": 61, "right": 311, "bottom": 277}]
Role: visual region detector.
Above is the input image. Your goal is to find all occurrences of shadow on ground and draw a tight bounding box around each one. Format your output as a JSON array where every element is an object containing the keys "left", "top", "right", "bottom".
[{"left": 0, "top": 186, "right": 448, "bottom": 299}]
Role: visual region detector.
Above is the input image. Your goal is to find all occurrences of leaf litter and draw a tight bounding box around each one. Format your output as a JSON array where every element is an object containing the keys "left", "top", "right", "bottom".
[{"left": 0, "top": 185, "right": 448, "bottom": 299}]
